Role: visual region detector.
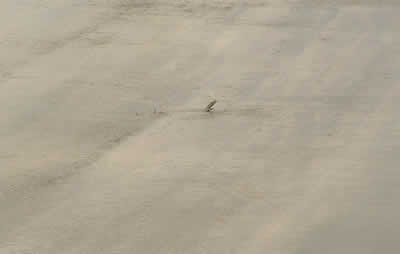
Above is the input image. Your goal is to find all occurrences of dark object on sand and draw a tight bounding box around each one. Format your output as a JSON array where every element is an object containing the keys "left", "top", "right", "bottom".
[{"left": 204, "top": 99, "right": 217, "bottom": 112}]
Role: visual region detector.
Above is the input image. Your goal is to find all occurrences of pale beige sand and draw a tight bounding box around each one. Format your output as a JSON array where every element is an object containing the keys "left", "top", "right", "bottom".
[{"left": 1, "top": 1, "right": 400, "bottom": 253}]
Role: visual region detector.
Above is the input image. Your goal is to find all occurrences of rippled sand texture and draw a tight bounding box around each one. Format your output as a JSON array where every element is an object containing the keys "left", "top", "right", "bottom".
[{"left": 1, "top": 0, "right": 400, "bottom": 253}]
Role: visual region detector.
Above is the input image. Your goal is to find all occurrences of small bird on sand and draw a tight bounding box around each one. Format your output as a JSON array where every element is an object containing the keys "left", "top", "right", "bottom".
[{"left": 204, "top": 99, "right": 217, "bottom": 112}]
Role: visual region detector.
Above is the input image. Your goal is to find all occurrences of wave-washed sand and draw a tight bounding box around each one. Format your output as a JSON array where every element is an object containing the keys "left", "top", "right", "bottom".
[{"left": 1, "top": 1, "right": 400, "bottom": 253}]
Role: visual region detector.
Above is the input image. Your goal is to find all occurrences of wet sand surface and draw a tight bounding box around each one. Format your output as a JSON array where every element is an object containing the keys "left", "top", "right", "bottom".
[{"left": 1, "top": 1, "right": 400, "bottom": 253}]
